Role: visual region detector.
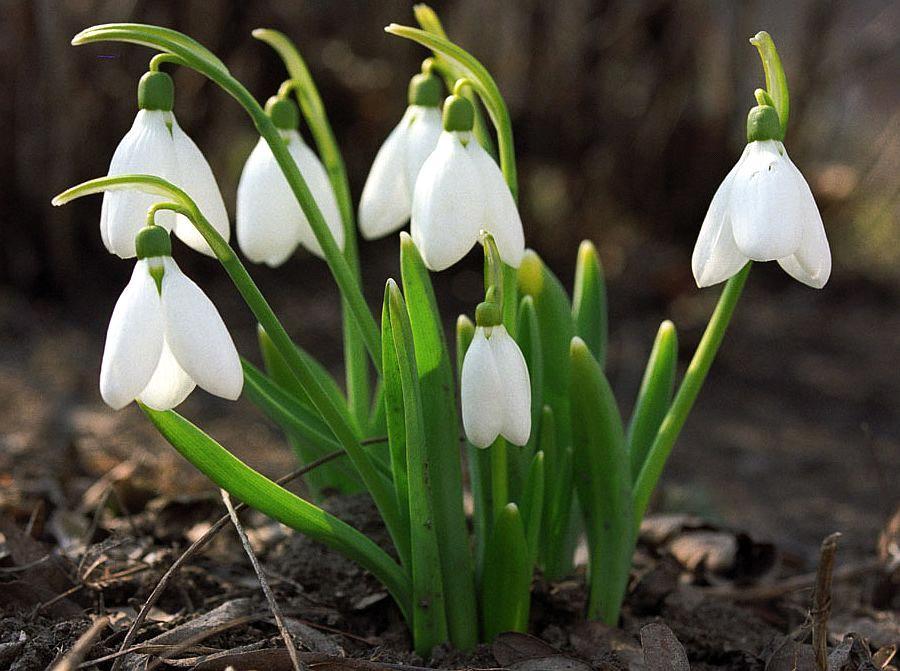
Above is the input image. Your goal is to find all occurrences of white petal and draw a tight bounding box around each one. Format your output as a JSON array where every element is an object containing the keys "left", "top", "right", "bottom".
[
  {"left": 410, "top": 131, "right": 483, "bottom": 271},
  {"left": 137, "top": 339, "right": 197, "bottom": 410},
  {"left": 729, "top": 140, "right": 804, "bottom": 261},
  {"left": 236, "top": 137, "right": 302, "bottom": 267},
  {"left": 461, "top": 327, "right": 504, "bottom": 448},
  {"left": 286, "top": 132, "right": 345, "bottom": 258},
  {"left": 99, "top": 260, "right": 165, "bottom": 409},
  {"left": 777, "top": 155, "right": 831, "bottom": 288},
  {"left": 170, "top": 115, "right": 230, "bottom": 256},
  {"left": 488, "top": 326, "right": 531, "bottom": 446},
  {"left": 358, "top": 108, "right": 414, "bottom": 240},
  {"left": 160, "top": 258, "right": 243, "bottom": 401},
  {"left": 691, "top": 154, "right": 749, "bottom": 287},
  {"left": 403, "top": 106, "right": 443, "bottom": 195},
  {"left": 467, "top": 140, "right": 525, "bottom": 267},
  {"left": 102, "top": 110, "right": 177, "bottom": 258}
]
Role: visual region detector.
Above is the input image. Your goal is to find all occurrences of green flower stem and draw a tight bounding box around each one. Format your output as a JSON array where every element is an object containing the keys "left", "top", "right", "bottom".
[
  {"left": 253, "top": 28, "right": 371, "bottom": 427},
  {"left": 70, "top": 23, "right": 382, "bottom": 375},
  {"left": 491, "top": 438, "right": 509, "bottom": 520},
  {"left": 148, "top": 52, "right": 186, "bottom": 71},
  {"left": 632, "top": 263, "right": 751, "bottom": 530},
  {"left": 142, "top": 404, "right": 411, "bottom": 620},
  {"left": 385, "top": 24, "right": 517, "bottom": 200},
  {"left": 53, "top": 175, "right": 404, "bottom": 564},
  {"left": 750, "top": 31, "right": 789, "bottom": 136}
]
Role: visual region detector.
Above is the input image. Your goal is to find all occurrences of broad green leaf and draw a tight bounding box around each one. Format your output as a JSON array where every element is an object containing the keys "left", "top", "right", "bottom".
[
  {"left": 399, "top": 233, "right": 477, "bottom": 649},
  {"left": 481, "top": 503, "right": 532, "bottom": 640},
  {"left": 141, "top": 404, "right": 411, "bottom": 620},
  {"left": 519, "top": 451, "right": 545, "bottom": 570},
  {"left": 570, "top": 338, "right": 632, "bottom": 625},
  {"left": 572, "top": 240, "right": 608, "bottom": 366},
  {"left": 627, "top": 321, "right": 678, "bottom": 483},
  {"left": 381, "top": 291, "right": 412, "bottom": 570},
  {"left": 509, "top": 295, "right": 543, "bottom": 499},
  {"left": 385, "top": 281, "right": 448, "bottom": 655},
  {"left": 517, "top": 250, "right": 576, "bottom": 579}
]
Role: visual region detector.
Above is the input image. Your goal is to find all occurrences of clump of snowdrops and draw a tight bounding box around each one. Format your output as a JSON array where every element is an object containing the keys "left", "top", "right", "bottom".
[{"left": 53, "top": 6, "right": 830, "bottom": 656}]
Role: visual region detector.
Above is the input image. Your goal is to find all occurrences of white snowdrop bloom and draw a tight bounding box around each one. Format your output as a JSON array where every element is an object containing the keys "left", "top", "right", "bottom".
[
  {"left": 101, "top": 71, "right": 230, "bottom": 259},
  {"left": 692, "top": 105, "right": 830, "bottom": 288},
  {"left": 411, "top": 95, "right": 525, "bottom": 272},
  {"left": 236, "top": 96, "right": 344, "bottom": 267},
  {"left": 461, "top": 319, "right": 531, "bottom": 449},
  {"left": 100, "top": 226, "right": 242, "bottom": 411},
  {"left": 358, "top": 71, "right": 444, "bottom": 239}
]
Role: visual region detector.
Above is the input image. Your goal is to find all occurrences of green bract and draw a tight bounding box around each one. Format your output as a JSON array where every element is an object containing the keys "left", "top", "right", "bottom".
[{"left": 53, "top": 9, "right": 808, "bottom": 659}]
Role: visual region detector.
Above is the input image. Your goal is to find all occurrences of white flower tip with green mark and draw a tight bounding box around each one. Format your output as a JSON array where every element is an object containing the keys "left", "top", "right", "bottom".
[
  {"left": 100, "top": 256, "right": 242, "bottom": 411},
  {"left": 692, "top": 140, "right": 830, "bottom": 289},
  {"left": 410, "top": 130, "right": 524, "bottom": 271},
  {"left": 236, "top": 130, "right": 344, "bottom": 267},
  {"left": 101, "top": 109, "right": 230, "bottom": 259},
  {"left": 461, "top": 325, "right": 531, "bottom": 449},
  {"left": 358, "top": 105, "right": 442, "bottom": 240}
]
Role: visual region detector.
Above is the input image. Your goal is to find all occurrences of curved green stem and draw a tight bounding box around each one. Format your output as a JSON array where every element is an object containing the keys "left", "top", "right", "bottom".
[
  {"left": 632, "top": 263, "right": 751, "bottom": 530},
  {"left": 53, "top": 174, "right": 403, "bottom": 563},
  {"left": 252, "top": 28, "right": 371, "bottom": 427},
  {"left": 149, "top": 52, "right": 186, "bottom": 71},
  {"left": 71, "top": 23, "right": 382, "bottom": 375},
  {"left": 385, "top": 24, "right": 517, "bottom": 200},
  {"left": 750, "top": 31, "right": 789, "bottom": 136}
]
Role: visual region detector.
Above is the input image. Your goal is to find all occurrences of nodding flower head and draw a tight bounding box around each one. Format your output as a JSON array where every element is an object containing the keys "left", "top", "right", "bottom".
[
  {"left": 692, "top": 104, "right": 831, "bottom": 289},
  {"left": 410, "top": 94, "right": 524, "bottom": 272},
  {"left": 101, "top": 71, "right": 230, "bottom": 259},
  {"left": 100, "top": 225, "right": 242, "bottom": 411},
  {"left": 358, "top": 69, "right": 444, "bottom": 240},
  {"left": 460, "top": 304, "right": 531, "bottom": 448},
  {"left": 236, "top": 96, "right": 344, "bottom": 267}
]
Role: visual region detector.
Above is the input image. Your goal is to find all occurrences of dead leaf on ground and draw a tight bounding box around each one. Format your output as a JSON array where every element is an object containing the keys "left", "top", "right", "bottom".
[
  {"left": 640, "top": 623, "right": 690, "bottom": 671},
  {"left": 493, "top": 631, "right": 592, "bottom": 671}
]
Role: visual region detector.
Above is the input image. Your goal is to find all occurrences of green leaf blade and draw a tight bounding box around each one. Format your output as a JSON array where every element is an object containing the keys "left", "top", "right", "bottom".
[
  {"left": 572, "top": 240, "right": 608, "bottom": 366},
  {"left": 481, "top": 503, "right": 532, "bottom": 640}
]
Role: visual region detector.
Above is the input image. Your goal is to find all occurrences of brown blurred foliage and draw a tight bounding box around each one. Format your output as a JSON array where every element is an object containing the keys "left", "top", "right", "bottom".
[{"left": 1, "top": 0, "right": 898, "bottom": 300}]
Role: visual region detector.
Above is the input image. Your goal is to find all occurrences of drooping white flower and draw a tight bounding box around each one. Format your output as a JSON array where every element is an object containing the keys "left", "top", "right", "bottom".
[
  {"left": 692, "top": 105, "right": 830, "bottom": 288},
  {"left": 461, "top": 323, "right": 531, "bottom": 449},
  {"left": 236, "top": 97, "right": 344, "bottom": 267},
  {"left": 411, "top": 95, "right": 525, "bottom": 272},
  {"left": 100, "top": 226, "right": 242, "bottom": 411},
  {"left": 101, "top": 71, "right": 229, "bottom": 259},
  {"left": 358, "top": 70, "right": 444, "bottom": 239}
]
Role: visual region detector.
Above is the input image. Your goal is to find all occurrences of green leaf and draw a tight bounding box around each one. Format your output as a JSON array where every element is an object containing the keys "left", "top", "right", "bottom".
[
  {"left": 141, "top": 404, "right": 411, "bottom": 620},
  {"left": 519, "top": 451, "right": 545, "bottom": 570},
  {"left": 750, "top": 31, "right": 789, "bottom": 136},
  {"left": 508, "top": 295, "right": 542, "bottom": 499},
  {"left": 481, "top": 503, "right": 532, "bottom": 640},
  {"left": 385, "top": 281, "right": 448, "bottom": 655},
  {"left": 569, "top": 338, "right": 632, "bottom": 625},
  {"left": 399, "top": 233, "right": 477, "bottom": 650},
  {"left": 572, "top": 240, "right": 608, "bottom": 367},
  {"left": 381, "top": 292, "right": 412, "bottom": 571},
  {"left": 626, "top": 321, "right": 678, "bottom": 483},
  {"left": 517, "top": 250, "right": 576, "bottom": 579}
]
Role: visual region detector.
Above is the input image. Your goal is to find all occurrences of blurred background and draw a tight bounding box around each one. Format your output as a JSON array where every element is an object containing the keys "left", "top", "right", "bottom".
[{"left": 0, "top": 1, "right": 898, "bottom": 563}]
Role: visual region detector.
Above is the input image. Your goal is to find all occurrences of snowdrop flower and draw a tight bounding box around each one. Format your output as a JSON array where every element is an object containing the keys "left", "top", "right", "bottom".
[
  {"left": 411, "top": 95, "right": 525, "bottom": 272},
  {"left": 100, "top": 226, "right": 242, "bottom": 411},
  {"left": 358, "top": 69, "right": 443, "bottom": 239},
  {"left": 692, "top": 104, "right": 831, "bottom": 288},
  {"left": 236, "top": 96, "right": 344, "bottom": 267},
  {"left": 101, "top": 71, "right": 230, "bottom": 259},
  {"left": 461, "top": 302, "right": 531, "bottom": 448}
]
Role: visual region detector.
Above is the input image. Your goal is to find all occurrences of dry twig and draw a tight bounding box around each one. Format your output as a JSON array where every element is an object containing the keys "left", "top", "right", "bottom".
[
  {"left": 49, "top": 616, "right": 109, "bottom": 671},
  {"left": 812, "top": 532, "right": 840, "bottom": 671}
]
